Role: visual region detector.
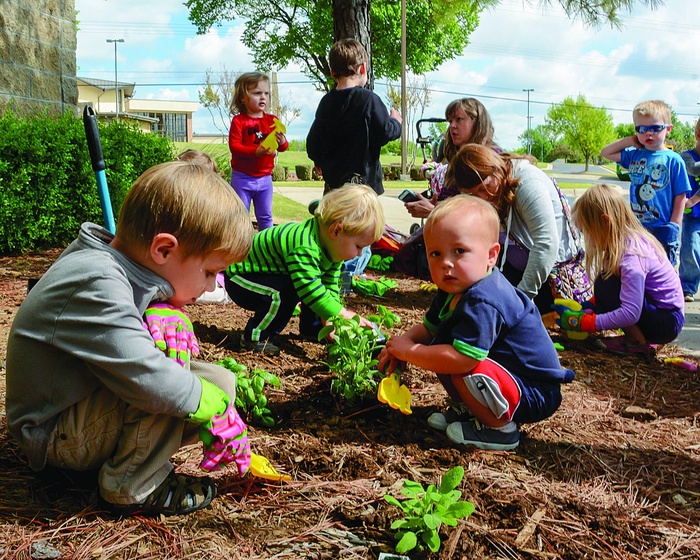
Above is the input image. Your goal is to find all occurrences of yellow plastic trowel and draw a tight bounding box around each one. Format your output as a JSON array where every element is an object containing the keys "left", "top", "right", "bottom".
[
  {"left": 378, "top": 372, "right": 412, "bottom": 415},
  {"left": 259, "top": 117, "right": 286, "bottom": 152},
  {"left": 249, "top": 452, "right": 291, "bottom": 482}
]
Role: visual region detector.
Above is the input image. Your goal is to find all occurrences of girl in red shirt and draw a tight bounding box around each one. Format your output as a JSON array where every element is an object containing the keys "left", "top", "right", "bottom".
[{"left": 229, "top": 72, "right": 288, "bottom": 230}]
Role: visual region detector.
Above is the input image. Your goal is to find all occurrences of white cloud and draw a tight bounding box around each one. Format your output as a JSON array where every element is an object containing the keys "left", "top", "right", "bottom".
[
  {"left": 181, "top": 28, "right": 252, "bottom": 71},
  {"left": 75, "top": 0, "right": 700, "bottom": 150}
]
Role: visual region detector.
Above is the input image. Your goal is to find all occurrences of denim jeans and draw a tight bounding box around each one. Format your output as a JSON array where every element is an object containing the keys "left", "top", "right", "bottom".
[
  {"left": 645, "top": 221, "right": 680, "bottom": 267},
  {"left": 340, "top": 245, "right": 372, "bottom": 292},
  {"left": 680, "top": 213, "right": 700, "bottom": 296}
]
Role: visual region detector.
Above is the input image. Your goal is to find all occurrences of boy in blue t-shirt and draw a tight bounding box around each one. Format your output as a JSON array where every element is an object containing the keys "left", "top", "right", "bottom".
[
  {"left": 601, "top": 99, "right": 691, "bottom": 265},
  {"left": 378, "top": 195, "right": 574, "bottom": 451}
]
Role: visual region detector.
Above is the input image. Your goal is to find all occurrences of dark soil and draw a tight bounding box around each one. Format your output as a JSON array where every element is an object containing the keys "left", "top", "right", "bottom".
[{"left": 1, "top": 250, "right": 699, "bottom": 559}]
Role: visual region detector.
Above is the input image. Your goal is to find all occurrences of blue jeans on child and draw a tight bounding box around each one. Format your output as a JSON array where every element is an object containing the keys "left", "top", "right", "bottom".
[
  {"left": 645, "top": 221, "right": 680, "bottom": 267},
  {"left": 680, "top": 213, "right": 700, "bottom": 297},
  {"left": 340, "top": 245, "right": 372, "bottom": 293}
]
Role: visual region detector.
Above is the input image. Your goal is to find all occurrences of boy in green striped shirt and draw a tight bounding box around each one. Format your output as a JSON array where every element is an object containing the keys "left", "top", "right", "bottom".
[{"left": 225, "top": 184, "right": 385, "bottom": 355}]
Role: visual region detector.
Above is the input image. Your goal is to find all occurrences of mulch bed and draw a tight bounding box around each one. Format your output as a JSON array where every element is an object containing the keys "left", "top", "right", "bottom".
[{"left": 0, "top": 251, "right": 699, "bottom": 559}]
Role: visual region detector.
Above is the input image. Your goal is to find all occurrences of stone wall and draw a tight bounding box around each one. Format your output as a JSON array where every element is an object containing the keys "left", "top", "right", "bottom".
[{"left": 0, "top": 0, "right": 78, "bottom": 116}]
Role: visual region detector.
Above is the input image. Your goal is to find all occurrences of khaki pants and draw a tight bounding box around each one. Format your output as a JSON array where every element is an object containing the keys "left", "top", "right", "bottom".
[{"left": 46, "top": 361, "right": 236, "bottom": 505}]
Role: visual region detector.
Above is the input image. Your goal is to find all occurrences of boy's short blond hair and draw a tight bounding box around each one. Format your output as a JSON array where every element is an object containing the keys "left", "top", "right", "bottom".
[
  {"left": 315, "top": 184, "right": 384, "bottom": 241},
  {"left": 425, "top": 194, "right": 499, "bottom": 244},
  {"left": 117, "top": 161, "right": 253, "bottom": 261},
  {"left": 633, "top": 99, "right": 672, "bottom": 124},
  {"left": 329, "top": 39, "right": 367, "bottom": 79}
]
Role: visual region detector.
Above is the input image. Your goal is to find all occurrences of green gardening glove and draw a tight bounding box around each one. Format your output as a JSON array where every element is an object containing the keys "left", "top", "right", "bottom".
[
  {"left": 351, "top": 276, "right": 398, "bottom": 297},
  {"left": 366, "top": 255, "right": 394, "bottom": 272},
  {"left": 378, "top": 276, "right": 398, "bottom": 292},
  {"left": 187, "top": 377, "right": 229, "bottom": 424},
  {"left": 352, "top": 276, "right": 381, "bottom": 296},
  {"left": 367, "top": 254, "right": 383, "bottom": 271}
]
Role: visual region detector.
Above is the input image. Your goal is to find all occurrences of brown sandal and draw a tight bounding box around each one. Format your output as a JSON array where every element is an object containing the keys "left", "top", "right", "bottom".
[{"left": 100, "top": 471, "right": 216, "bottom": 517}]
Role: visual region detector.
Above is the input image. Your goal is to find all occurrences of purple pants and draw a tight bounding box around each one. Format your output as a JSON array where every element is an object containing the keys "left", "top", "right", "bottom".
[{"left": 230, "top": 169, "right": 273, "bottom": 230}]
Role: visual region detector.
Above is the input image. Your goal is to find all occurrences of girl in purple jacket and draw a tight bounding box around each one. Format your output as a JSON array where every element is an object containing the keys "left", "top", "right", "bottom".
[{"left": 555, "top": 184, "right": 684, "bottom": 354}]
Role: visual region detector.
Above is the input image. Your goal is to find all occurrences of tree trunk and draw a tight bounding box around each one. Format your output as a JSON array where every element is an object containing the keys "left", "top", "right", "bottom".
[{"left": 332, "top": 0, "right": 373, "bottom": 89}]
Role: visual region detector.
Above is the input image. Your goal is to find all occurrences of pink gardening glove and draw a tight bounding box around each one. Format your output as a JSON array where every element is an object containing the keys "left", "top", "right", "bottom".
[
  {"left": 143, "top": 303, "right": 200, "bottom": 366},
  {"left": 199, "top": 402, "right": 251, "bottom": 476}
]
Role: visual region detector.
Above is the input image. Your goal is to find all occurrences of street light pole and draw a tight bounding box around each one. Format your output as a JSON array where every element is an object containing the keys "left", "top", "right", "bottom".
[
  {"left": 106, "top": 39, "right": 125, "bottom": 120},
  {"left": 523, "top": 88, "right": 534, "bottom": 155},
  {"left": 400, "top": 0, "right": 407, "bottom": 178}
]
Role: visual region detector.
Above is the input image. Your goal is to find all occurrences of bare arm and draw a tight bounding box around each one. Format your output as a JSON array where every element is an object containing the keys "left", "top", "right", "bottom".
[
  {"left": 601, "top": 136, "right": 642, "bottom": 163},
  {"left": 671, "top": 193, "right": 687, "bottom": 224},
  {"left": 382, "top": 324, "right": 476, "bottom": 375}
]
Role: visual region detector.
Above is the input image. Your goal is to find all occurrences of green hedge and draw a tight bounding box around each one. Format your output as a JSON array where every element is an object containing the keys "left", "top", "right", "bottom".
[
  {"left": 295, "top": 164, "right": 313, "bottom": 181},
  {"left": 0, "top": 109, "right": 173, "bottom": 254},
  {"left": 272, "top": 164, "right": 287, "bottom": 181}
]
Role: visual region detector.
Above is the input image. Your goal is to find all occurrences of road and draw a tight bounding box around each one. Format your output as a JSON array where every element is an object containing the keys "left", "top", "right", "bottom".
[
  {"left": 273, "top": 160, "right": 631, "bottom": 235},
  {"left": 548, "top": 159, "right": 629, "bottom": 186}
]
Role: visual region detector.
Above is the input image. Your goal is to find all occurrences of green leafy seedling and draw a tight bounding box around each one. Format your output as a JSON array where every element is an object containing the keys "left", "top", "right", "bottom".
[
  {"left": 320, "top": 314, "right": 383, "bottom": 401},
  {"left": 367, "top": 304, "right": 401, "bottom": 330},
  {"left": 321, "top": 305, "right": 401, "bottom": 402},
  {"left": 384, "top": 466, "right": 475, "bottom": 554},
  {"left": 216, "top": 357, "right": 280, "bottom": 427}
]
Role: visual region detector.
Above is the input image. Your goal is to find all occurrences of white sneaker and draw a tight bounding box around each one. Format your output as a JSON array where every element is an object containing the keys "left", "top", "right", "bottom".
[{"left": 196, "top": 275, "right": 232, "bottom": 305}]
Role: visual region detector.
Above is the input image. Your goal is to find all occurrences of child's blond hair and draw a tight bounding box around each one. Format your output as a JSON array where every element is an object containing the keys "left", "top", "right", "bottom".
[
  {"left": 175, "top": 149, "right": 219, "bottom": 173},
  {"left": 425, "top": 194, "right": 499, "bottom": 245},
  {"left": 572, "top": 184, "right": 666, "bottom": 281},
  {"left": 329, "top": 39, "right": 367, "bottom": 79},
  {"left": 632, "top": 99, "right": 672, "bottom": 124},
  {"left": 117, "top": 161, "right": 253, "bottom": 261},
  {"left": 314, "top": 184, "right": 384, "bottom": 241},
  {"left": 230, "top": 71, "right": 269, "bottom": 115}
]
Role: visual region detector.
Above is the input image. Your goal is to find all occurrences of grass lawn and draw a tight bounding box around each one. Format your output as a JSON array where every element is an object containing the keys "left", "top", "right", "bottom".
[
  {"left": 172, "top": 143, "right": 598, "bottom": 217},
  {"left": 173, "top": 142, "right": 403, "bottom": 170},
  {"left": 270, "top": 194, "right": 309, "bottom": 223}
]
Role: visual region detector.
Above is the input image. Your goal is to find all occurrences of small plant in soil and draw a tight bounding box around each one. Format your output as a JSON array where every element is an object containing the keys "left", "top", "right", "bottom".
[
  {"left": 367, "top": 304, "right": 401, "bottom": 329},
  {"left": 320, "top": 306, "right": 400, "bottom": 402},
  {"left": 216, "top": 357, "right": 280, "bottom": 427},
  {"left": 384, "top": 465, "right": 475, "bottom": 554}
]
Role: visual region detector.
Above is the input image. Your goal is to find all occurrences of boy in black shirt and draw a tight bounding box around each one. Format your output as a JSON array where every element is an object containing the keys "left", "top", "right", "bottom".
[{"left": 307, "top": 39, "right": 402, "bottom": 196}]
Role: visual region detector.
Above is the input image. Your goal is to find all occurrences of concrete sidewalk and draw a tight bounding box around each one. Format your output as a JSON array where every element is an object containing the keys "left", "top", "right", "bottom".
[
  {"left": 273, "top": 183, "right": 700, "bottom": 358},
  {"left": 273, "top": 185, "right": 422, "bottom": 234}
]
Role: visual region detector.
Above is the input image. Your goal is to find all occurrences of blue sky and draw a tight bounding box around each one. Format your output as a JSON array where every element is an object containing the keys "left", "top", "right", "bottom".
[{"left": 75, "top": 0, "right": 700, "bottom": 150}]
